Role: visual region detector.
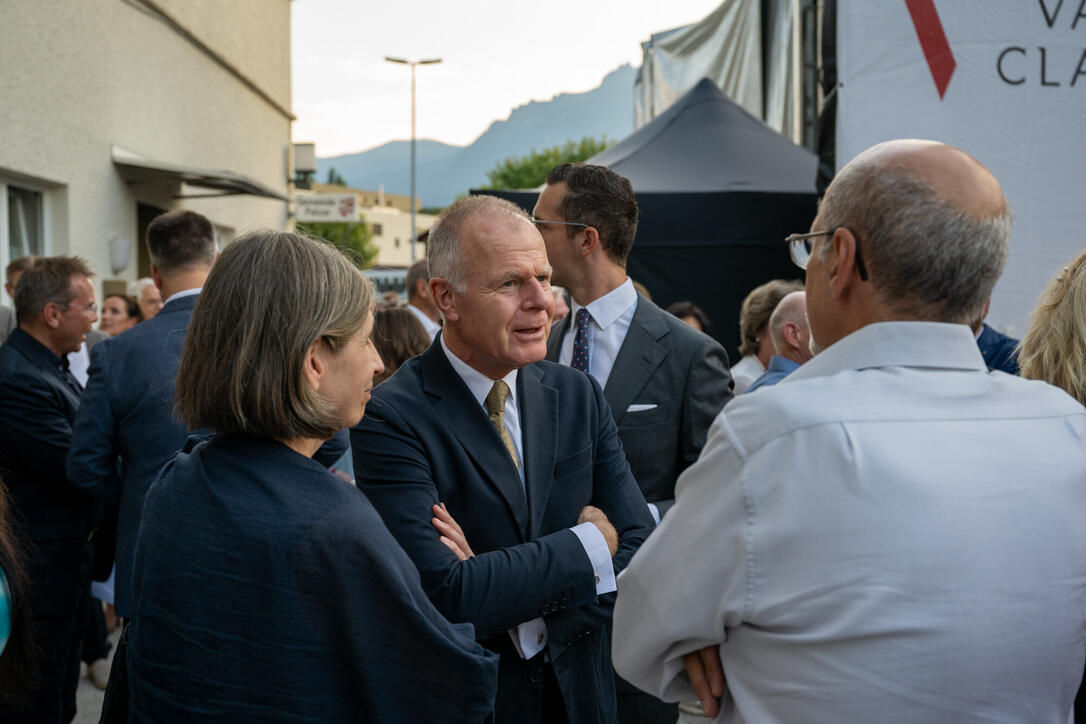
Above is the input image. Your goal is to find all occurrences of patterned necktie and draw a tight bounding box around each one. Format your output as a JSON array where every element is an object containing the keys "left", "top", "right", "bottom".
[
  {"left": 571, "top": 307, "right": 592, "bottom": 374},
  {"left": 484, "top": 380, "right": 518, "bottom": 469}
]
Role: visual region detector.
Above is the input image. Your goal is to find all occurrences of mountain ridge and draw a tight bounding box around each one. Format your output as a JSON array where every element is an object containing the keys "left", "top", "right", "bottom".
[{"left": 316, "top": 64, "right": 636, "bottom": 207}]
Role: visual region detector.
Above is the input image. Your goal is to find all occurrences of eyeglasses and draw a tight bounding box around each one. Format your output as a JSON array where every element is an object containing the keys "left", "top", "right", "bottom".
[
  {"left": 61, "top": 302, "right": 97, "bottom": 313},
  {"left": 530, "top": 216, "right": 590, "bottom": 230},
  {"left": 784, "top": 228, "right": 869, "bottom": 282}
]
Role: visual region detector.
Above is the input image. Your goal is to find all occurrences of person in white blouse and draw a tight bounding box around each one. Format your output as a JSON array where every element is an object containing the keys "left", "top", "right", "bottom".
[{"left": 613, "top": 139, "right": 1086, "bottom": 724}]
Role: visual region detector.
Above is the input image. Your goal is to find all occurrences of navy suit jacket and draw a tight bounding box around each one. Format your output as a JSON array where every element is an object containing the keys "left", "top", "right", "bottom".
[
  {"left": 977, "top": 323, "right": 1020, "bottom": 375},
  {"left": 0, "top": 328, "right": 99, "bottom": 615},
  {"left": 129, "top": 435, "right": 498, "bottom": 722},
  {"left": 66, "top": 293, "right": 197, "bottom": 617},
  {"left": 351, "top": 340, "right": 654, "bottom": 724}
]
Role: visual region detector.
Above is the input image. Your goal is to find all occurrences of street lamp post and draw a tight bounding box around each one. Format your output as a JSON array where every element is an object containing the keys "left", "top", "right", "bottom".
[{"left": 385, "top": 56, "right": 442, "bottom": 264}]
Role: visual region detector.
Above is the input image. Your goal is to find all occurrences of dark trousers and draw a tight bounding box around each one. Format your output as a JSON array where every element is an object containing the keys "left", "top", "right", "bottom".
[
  {"left": 98, "top": 619, "right": 131, "bottom": 724},
  {"left": 615, "top": 674, "right": 677, "bottom": 724},
  {"left": 80, "top": 597, "right": 111, "bottom": 664},
  {"left": 2, "top": 541, "right": 93, "bottom": 724}
]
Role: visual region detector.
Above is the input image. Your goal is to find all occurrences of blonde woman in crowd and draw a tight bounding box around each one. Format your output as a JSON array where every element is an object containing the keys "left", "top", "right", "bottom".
[{"left": 1018, "top": 248, "right": 1086, "bottom": 405}]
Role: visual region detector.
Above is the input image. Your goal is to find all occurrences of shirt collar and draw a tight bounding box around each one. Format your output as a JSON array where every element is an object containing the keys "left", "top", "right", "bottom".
[
  {"left": 440, "top": 333, "right": 519, "bottom": 409},
  {"left": 767, "top": 355, "right": 802, "bottom": 374},
  {"left": 784, "top": 322, "right": 987, "bottom": 385},
  {"left": 9, "top": 327, "right": 70, "bottom": 375},
  {"left": 163, "top": 287, "right": 202, "bottom": 306},
  {"left": 570, "top": 277, "right": 637, "bottom": 330}
]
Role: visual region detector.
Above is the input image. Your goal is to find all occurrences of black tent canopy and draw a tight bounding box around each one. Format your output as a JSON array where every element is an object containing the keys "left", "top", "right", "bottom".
[{"left": 476, "top": 78, "right": 819, "bottom": 362}]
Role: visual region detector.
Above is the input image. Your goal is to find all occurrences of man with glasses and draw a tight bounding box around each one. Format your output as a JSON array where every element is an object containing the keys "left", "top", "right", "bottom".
[
  {"left": 613, "top": 139, "right": 1086, "bottom": 723},
  {"left": 0, "top": 256, "right": 100, "bottom": 723},
  {"left": 535, "top": 163, "right": 732, "bottom": 724}
]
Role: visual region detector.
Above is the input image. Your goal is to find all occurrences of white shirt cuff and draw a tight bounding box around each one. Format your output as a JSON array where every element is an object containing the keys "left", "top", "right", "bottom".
[
  {"left": 571, "top": 521, "right": 617, "bottom": 595},
  {"left": 508, "top": 618, "right": 548, "bottom": 659},
  {"left": 647, "top": 502, "right": 661, "bottom": 525}
]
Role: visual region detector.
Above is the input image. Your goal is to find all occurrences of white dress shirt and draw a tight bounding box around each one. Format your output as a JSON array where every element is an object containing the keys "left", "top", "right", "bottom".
[
  {"left": 729, "top": 354, "right": 764, "bottom": 395},
  {"left": 440, "top": 337, "right": 616, "bottom": 660},
  {"left": 558, "top": 278, "right": 638, "bottom": 389},
  {"left": 407, "top": 303, "right": 441, "bottom": 340},
  {"left": 162, "top": 287, "right": 202, "bottom": 306},
  {"left": 614, "top": 322, "right": 1086, "bottom": 723}
]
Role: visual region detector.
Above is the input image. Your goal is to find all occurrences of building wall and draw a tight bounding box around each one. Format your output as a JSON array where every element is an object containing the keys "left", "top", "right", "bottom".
[
  {"left": 365, "top": 206, "right": 436, "bottom": 267},
  {"left": 0, "top": 0, "right": 292, "bottom": 304}
]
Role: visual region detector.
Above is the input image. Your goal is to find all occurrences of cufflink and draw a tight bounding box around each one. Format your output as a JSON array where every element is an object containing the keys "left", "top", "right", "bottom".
[
  {"left": 595, "top": 575, "right": 600, "bottom": 584},
  {"left": 537, "top": 632, "right": 544, "bottom": 645}
]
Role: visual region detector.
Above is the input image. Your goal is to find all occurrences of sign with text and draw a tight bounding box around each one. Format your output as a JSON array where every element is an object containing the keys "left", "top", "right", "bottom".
[
  {"left": 295, "top": 193, "right": 361, "bottom": 223},
  {"left": 837, "top": 0, "right": 1086, "bottom": 335}
]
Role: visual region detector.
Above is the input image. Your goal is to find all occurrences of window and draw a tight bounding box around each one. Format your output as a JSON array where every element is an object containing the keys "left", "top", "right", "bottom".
[
  {"left": 8, "top": 185, "right": 43, "bottom": 261},
  {"left": 372, "top": 223, "right": 383, "bottom": 236},
  {"left": 394, "top": 237, "right": 400, "bottom": 248}
]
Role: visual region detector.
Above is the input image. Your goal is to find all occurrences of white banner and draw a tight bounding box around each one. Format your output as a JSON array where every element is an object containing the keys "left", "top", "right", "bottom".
[
  {"left": 295, "top": 193, "right": 361, "bottom": 223},
  {"left": 837, "top": 0, "right": 1086, "bottom": 336}
]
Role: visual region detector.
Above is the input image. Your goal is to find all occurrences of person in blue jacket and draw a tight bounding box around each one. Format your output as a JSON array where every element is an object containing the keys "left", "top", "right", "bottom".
[{"left": 126, "top": 229, "right": 498, "bottom": 722}]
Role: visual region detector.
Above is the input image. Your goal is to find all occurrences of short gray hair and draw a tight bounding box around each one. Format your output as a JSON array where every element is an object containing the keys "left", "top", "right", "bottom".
[
  {"left": 427, "top": 195, "right": 531, "bottom": 292},
  {"left": 128, "top": 277, "right": 155, "bottom": 297},
  {"left": 817, "top": 162, "right": 1012, "bottom": 324}
]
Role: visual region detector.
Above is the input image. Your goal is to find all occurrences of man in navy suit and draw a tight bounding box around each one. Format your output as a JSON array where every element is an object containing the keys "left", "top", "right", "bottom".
[
  {"left": 0, "top": 256, "right": 100, "bottom": 723},
  {"left": 537, "top": 164, "right": 732, "bottom": 723},
  {"left": 352, "top": 195, "right": 654, "bottom": 724},
  {"left": 67, "top": 209, "right": 217, "bottom": 622}
]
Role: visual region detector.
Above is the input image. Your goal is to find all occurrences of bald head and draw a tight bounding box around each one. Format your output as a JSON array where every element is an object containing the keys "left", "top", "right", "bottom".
[
  {"left": 846, "top": 140, "right": 1006, "bottom": 220},
  {"left": 768, "top": 291, "right": 812, "bottom": 363},
  {"left": 815, "top": 139, "right": 1012, "bottom": 324}
]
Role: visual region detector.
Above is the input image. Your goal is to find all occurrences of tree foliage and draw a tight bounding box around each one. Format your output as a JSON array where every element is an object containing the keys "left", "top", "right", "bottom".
[
  {"left": 297, "top": 220, "right": 378, "bottom": 269},
  {"left": 483, "top": 137, "right": 612, "bottom": 190},
  {"left": 325, "top": 167, "right": 348, "bottom": 186}
]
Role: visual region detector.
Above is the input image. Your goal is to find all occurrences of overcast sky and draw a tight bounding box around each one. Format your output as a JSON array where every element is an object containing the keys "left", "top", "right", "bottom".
[{"left": 291, "top": 0, "right": 723, "bottom": 157}]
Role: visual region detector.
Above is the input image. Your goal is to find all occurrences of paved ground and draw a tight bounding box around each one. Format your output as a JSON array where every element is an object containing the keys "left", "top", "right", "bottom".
[{"left": 73, "top": 627, "right": 119, "bottom": 724}]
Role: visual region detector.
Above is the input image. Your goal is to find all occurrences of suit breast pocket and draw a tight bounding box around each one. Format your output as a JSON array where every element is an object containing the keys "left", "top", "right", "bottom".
[
  {"left": 554, "top": 444, "right": 593, "bottom": 478},
  {"left": 620, "top": 402, "right": 670, "bottom": 426}
]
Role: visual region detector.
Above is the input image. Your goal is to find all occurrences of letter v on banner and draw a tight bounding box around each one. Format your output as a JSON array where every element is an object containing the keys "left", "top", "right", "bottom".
[{"left": 905, "top": 0, "right": 957, "bottom": 98}]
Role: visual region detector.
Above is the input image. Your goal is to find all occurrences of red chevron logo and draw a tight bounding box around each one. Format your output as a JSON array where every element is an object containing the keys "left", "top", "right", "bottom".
[{"left": 906, "top": 0, "right": 956, "bottom": 99}]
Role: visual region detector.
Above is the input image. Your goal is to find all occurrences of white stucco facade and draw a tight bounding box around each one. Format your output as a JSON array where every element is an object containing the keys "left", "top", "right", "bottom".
[
  {"left": 365, "top": 206, "right": 436, "bottom": 268},
  {"left": 0, "top": 0, "right": 292, "bottom": 303}
]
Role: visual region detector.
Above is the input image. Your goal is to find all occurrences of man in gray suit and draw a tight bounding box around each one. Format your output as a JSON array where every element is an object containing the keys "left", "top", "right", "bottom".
[{"left": 536, "top": 163, "right": 732, "bottom": 724}]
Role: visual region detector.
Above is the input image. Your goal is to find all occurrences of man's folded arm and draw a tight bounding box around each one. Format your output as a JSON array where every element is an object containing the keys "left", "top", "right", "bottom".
[
  {"left": 352, "top": 404, "right": 602, "bottom": 638},
  {"left": 612, "top": 413, "right": 747, "bottom": 702}
]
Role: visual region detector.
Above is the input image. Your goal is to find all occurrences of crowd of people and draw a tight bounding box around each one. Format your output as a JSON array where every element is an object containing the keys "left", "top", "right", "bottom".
[{"left": 0, "top": 139, "right": 1083, "bottom": 724}]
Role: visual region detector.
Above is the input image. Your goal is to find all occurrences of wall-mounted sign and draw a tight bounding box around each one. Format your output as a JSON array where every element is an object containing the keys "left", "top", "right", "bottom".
[{"left": 295, "top": 193, "right": 361, "bottom": 223}]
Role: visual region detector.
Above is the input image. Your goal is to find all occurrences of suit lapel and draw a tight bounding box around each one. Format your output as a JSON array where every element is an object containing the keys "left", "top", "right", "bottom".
[
  {"left": 419, "top": 343, "right": 531, "bottom": 541},
  {"left": 545, "top": 315, "right": 570, "bottom": 362},
  {"left": 604, "top": 299, "right": 669, "bottom": 426},
  {"left": 518, "top": 364, "right": 557, "bottom": 539}
]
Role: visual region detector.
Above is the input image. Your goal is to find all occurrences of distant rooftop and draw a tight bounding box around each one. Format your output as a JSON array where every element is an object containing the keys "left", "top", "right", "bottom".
[{"left": 311, "top": 182, "right": 420, "bottom": 212}]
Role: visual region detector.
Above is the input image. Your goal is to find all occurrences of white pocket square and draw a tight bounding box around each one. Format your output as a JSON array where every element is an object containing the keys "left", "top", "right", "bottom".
[{"left": 627, "top": 403, "right": 658, "bottom": 412}]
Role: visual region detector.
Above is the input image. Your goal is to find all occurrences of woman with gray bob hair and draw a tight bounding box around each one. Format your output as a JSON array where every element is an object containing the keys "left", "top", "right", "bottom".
[{"left": 126, "top": 230, "right": 498, "bottom": 721}]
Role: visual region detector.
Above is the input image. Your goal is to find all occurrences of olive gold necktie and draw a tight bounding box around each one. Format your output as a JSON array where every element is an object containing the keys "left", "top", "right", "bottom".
[{"left": 484, "top": 380, "right": 519, "bottom": 469}]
